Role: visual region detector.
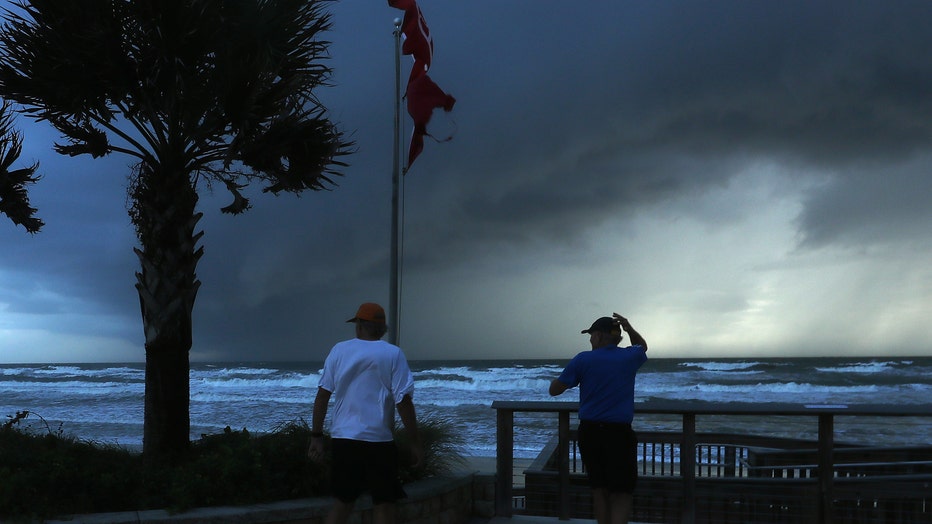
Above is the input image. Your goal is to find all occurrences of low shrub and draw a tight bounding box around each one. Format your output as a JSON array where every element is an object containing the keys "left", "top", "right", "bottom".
[
  {"left": 0, "top": 411, "right": 464, "bottom": 521},
  {"left": 0, "top": 413, "right": 143, "bottom": 520}
]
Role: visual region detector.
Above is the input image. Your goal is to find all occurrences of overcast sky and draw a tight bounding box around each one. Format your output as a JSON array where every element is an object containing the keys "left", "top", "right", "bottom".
[{"left": 1, "top": 1, "right": 931, "bottom": 364}]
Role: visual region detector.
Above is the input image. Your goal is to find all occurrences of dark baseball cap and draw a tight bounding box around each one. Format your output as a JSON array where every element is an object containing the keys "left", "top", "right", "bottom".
[{"left": 581, "top": 316, "right": 621, "bottom": 335}]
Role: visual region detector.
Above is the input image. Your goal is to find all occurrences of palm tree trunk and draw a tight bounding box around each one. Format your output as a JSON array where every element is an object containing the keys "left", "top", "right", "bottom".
[
  {"left": 132, "top": 162, "right": 203, "bottom": 459},
  {"left": 143, "top": 339, "right": 192, "bottom": 458}
]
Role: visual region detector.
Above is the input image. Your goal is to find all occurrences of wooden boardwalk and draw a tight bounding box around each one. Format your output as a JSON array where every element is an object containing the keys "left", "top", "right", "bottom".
[{"left": 493, "top": 400, "right": 932, "bottom": 523}]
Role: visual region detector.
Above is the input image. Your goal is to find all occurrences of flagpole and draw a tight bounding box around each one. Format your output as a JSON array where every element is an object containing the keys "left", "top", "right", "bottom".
[{"left": 389, "top": 17, "right": 402, "bottom": 345}]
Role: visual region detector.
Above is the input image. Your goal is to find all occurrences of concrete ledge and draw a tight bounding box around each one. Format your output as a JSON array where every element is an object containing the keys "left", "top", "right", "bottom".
[{"left": 47, "top": 471, "right": 490, "bottom": 524}]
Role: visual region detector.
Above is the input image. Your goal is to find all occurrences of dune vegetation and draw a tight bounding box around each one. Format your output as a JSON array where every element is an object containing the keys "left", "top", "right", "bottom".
[{"left": 0, "top": 410, "right": 464, "bottom": 522}]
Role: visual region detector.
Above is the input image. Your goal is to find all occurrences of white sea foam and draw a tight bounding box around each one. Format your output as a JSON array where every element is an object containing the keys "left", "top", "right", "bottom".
[
  {"left": 191, "top": 367, "right": 280, "bottom": 379},
  {"left": 29, "top": 365, "right": 143, "bottom": 379},
  {"left": 679, "top": 361, "right": 762, "bottom": 372},
  {"left": 190, "top": 391, "right": 310, "bottom": 404},
  {"left": 815, "top": 361, "right": 899, "bottom": 374},
  {"left": 195, "top": 375, "right": 317, "bottom": 390},
  {"left": 3, "top": 358, "right": 930, "bottom": 455},
  {"left": 0, "top": 380, "right": 138, "bottom": 395},
  {"left": 681, "top": 382, "right": 882, "bottom": 395}
]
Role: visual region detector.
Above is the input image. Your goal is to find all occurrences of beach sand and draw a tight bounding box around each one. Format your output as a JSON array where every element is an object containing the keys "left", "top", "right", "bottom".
[
  {"left": 464, "top": 455, "right": 498, "bottom": 473},
  {"left": 462, "top": 455, "right": 535, "bottom": 481}
]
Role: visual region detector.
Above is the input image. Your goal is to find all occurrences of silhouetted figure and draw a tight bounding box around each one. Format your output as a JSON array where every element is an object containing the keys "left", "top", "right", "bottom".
[{"left": 550, "top": 312, "right": 648, "bottom": 524}]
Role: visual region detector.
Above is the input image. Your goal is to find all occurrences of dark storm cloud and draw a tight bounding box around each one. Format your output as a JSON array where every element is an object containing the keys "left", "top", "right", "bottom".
[
  {"left": 3, "top": 1, "right": 932, "bottom": 362},
  {"left": 385, "top": 0, "right": 932, "bottom": 265},
  {"left": 796, "top": 157, "right": 932, "bottom": 249}
]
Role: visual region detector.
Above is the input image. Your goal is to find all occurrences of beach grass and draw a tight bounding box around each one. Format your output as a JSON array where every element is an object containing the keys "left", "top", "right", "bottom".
[{"left": 0, "top": 411, "right": 464, "bottom": 522}]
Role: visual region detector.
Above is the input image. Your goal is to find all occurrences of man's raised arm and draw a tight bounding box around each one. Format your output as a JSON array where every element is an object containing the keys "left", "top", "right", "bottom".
[{"left": 614, "top": 313, "right": 647, "bottom": 350}]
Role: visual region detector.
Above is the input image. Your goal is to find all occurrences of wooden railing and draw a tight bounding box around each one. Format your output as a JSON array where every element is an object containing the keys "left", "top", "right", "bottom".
[{"left": 492, "top": 400, "right": 932, "bottom": 524}]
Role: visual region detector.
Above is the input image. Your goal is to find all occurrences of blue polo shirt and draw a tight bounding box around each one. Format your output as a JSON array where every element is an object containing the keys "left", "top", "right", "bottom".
[{"left": 557, "top": 345, "right": 648, "bottom": 423}]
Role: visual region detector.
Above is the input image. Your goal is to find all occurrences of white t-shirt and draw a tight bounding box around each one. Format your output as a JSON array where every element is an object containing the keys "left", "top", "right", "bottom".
[{"left": 318, "top": 338, "right": 415, "bottom": 442}]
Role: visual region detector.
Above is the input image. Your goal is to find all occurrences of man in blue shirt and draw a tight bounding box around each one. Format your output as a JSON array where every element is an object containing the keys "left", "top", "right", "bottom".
[{"left": 550, "top": 312, "right": 648, "bottom": 524}]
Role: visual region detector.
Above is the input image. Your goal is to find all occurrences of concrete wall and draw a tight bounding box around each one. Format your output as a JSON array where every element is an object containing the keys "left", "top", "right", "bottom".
[{"left": 47, "top": 472, "right": 498, "bottom": 524}]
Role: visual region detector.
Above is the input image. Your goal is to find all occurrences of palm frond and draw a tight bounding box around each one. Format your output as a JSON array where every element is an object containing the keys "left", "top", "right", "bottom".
[
  {"left": 0, "top": 99, "right": 42, "bottom": 233},
  {"left": 0, "top": 0, "right": 352, "bottom": 214}
]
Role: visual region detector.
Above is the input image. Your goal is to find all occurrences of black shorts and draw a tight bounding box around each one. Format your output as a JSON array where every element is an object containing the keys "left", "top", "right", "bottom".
[
  {"left": 577, "top": 420, "right": 638, "bottom": 493},
  {"left": 330, "top": 438, "right": 407, "bottom": 504}
]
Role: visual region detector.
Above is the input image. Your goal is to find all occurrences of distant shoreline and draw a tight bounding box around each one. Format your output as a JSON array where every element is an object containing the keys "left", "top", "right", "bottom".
[{"left": 3, "top": 355, "right": 931, "bottom": 367}]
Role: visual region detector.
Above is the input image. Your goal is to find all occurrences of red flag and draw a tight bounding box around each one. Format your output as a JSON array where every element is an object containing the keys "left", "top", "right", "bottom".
[
  {"left": 389, "top": 0, "right": 455, "bottom": 170},
  {"left": 405, "top": 74, "right": 456, "bottom": 167},
  {"left": 390, "top": 0, "right": 432, "bottom": 82}
]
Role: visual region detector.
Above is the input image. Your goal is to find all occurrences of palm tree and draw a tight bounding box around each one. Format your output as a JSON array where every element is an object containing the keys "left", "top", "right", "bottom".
[
  {"left": 0, "top": 0, "right": 351, "bottom": 458},
  {"left": 0, "top": 99, "right": 41, "bottom": 233}
]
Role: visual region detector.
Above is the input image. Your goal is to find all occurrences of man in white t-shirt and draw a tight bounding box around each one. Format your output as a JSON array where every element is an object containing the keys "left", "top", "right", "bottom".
[{"left": 307, "top": 302, "right": 422, "bottom": 524}]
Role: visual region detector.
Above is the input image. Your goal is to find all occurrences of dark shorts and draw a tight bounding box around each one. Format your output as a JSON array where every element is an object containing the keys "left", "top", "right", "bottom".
[
  {"left": 577, "top": 420, "right": 638, "bottom": 493},
  {"left": 331, "top": 438, "right": 406, "bottom": 504}
]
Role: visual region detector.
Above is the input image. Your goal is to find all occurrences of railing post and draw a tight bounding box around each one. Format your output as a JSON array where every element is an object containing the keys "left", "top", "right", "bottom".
[
  {"left": 725, "top": 445, "right": 736, "bottom": 477},
  {"left": 558, "top": 410, "right": 570, "bottom": 520},
  {"left": 495, "top": 407, "right": 514, "bottom": 517},
  {"left": 818, "top": 413, "right": 834, "bottom": 524},
  {"left": 681, "top": 413, "right": 696, "bottom": 524}
]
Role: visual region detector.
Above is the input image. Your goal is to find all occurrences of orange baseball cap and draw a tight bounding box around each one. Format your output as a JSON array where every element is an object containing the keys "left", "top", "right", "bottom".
[{"left": 346, "top": 302, "right": 387, "bottom": 324}]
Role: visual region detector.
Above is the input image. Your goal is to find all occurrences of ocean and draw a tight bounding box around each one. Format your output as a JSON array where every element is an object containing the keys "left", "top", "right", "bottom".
[{"left": 2, "top": 357, "right": 930, "bottom": 459}]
